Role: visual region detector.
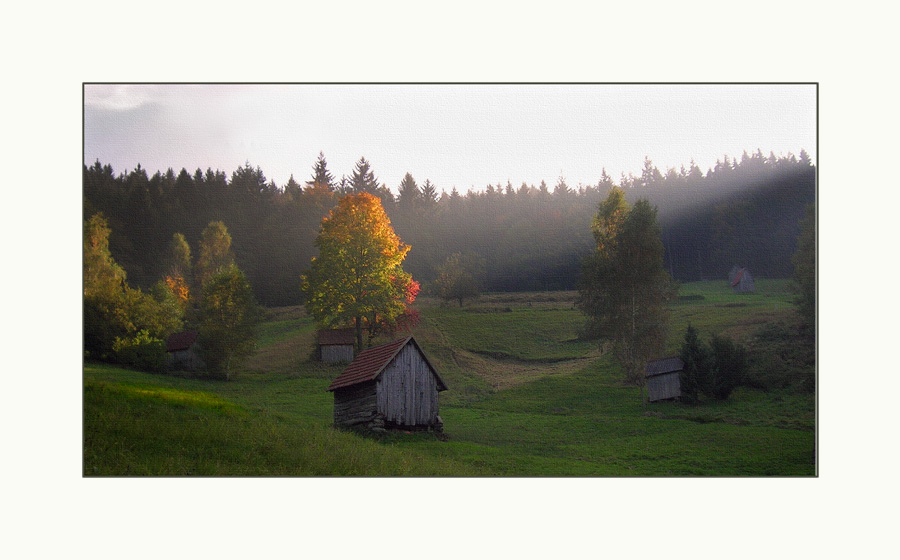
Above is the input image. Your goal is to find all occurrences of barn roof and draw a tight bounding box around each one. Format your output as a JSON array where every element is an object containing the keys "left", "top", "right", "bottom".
[
  {"left": 318, "top": 328, "right": 356, "bottom": 346},
  {"left": 645, "top": 356, "right": 684, "bottom": 377},
  {"left": 327, "top": 336, "right": 448, "bottom": 392},
  {"left": 731, "top": 268, "right": 747, "bottom": 287},
  {"left": 165, "top": 330, "right": 198, "bottom": 353}
]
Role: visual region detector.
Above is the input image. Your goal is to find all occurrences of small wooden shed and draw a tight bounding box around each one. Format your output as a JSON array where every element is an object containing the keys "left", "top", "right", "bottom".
[
  {"left": 318, "top": 328, "right": 356, "bottom": 364},
  {"left": 729, "top": 265, "right": 755, "bottom": 293},
  {"left": 327, "top": 336, "right": 448, "bottom": 432},
  {"left": 165, "top": 330, "right": 205, "bottom": 372},
  {"left": 645, "top": 356, "right": 684, "bottom": 402}
]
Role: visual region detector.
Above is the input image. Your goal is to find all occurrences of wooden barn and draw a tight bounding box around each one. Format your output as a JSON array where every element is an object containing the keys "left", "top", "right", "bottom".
[
  {"left": 165, "top": 330, "right": 205, "bottom": 372},
  {"left": 327, "top": 336, "right": 448, "bottom": 432},
  {"left": 318, "top": 328, "right": 356, "bottom": 364},
  {"left": 645, "top": 356, "right": 684, "bottom": 402},
  {"left": 729, "top": 265, "right": 755, "bottom": 293}
]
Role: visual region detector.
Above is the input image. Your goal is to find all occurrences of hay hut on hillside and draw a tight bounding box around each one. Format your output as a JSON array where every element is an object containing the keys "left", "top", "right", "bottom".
[
  {"left": 318, "top": 328, "right": 356, "bottom": 363},
  {"left": 645, "top": 356, "right": 684, "bottom": 402},
  {"left": 165, "top": 330, "right": 205, "bottom": 372},
  {"left": 327, "top": 336, "right": 448, "bottom": 432},
  {"left": 729, "top": 265, "right": 755, "bottom": 293}
]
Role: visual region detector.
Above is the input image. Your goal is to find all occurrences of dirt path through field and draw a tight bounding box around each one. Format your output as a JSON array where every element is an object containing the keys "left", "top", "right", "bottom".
[{"left": 451, "top": 346, "right": 603, "bottom": 391}]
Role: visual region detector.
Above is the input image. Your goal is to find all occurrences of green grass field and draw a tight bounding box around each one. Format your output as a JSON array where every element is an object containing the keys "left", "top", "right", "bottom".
[{"left": 83, "top": 280, "right": 815, "bottom": 476}]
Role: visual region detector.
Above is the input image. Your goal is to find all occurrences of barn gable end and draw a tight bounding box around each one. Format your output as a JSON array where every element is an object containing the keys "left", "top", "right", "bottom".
[
  {"left": 646, "top": 356, "right": 684, "bottom": 402},
  {"left": 327, "top": 337, "right": 447, "bottom": 431},
  {"left": 165, "top": 330, "right": 205, "bottom": 372},
  {"left": 377, "top": 342, "right": 441, "bottom": 427},
  {"left": 318, "top": 328, "right": 356, "bottom": 363},
  {"left": 729, "top": 265, "right": 755, "bottom": 293}
]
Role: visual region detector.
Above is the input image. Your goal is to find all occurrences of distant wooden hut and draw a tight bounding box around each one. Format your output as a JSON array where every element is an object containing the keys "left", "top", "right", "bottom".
[
  {"left": 318, "top": 328, "right": 356, "bottom": 364},
  {"left": 327, "top": 336, "right": 448, "bottom": 432},
  {"left": 165, "top": 330, "right": 205, "bottom": 372},
  {"left": 729, "top": 265, "right": 755, "bottom": 293},
  {"left": 645, "top": 356, "right": 684, "bottom": 402}
]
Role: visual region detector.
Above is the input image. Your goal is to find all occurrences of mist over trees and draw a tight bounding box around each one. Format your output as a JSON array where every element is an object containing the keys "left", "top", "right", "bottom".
[{"left": 83, "top": 150, "right": 815, "bottom": 307}]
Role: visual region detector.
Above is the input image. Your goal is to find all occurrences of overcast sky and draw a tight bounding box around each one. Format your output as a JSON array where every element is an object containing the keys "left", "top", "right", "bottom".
[{"left": 84, "top": 83, "right": 816, "bottom": 193}]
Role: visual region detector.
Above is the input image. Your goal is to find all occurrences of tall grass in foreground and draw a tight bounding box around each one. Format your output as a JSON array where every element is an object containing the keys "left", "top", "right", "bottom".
[{"left": 84, "top": 377, "right": 482, "bottom": 476}]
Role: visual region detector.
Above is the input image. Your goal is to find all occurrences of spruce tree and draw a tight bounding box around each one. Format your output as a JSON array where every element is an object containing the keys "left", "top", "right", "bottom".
[
  {"left": 308, "top": 151, "right": 334, "bottom": 190},
  {"left": 709, "top": 334, "right": 747, "bottom": 400},
  {"left": 679, "top": 325, "right": 708, "bottom": 404},
  {"left": 349, "top": 157, "right": 380, "bottom": 194},
  {"left": 397, "top": 172, "right": 420, "bottom": 210}
]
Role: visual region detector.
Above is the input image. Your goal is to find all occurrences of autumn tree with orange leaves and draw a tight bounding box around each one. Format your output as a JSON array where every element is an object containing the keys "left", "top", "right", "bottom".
[{"left": 302, "top": 192, "right": 418, "bottom": 352}]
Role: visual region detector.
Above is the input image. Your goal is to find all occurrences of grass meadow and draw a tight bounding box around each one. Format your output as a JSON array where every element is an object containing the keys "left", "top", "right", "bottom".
[{"left": 83, "top": 279, "right": 815, "bottom": 476}]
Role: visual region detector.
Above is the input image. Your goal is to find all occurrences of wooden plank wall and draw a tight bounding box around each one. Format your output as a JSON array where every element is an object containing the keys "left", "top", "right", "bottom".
[
  {"left": 333, "top": 381, "right": 378, "bottom": 426},
  {"left": 648, "top": 372, "right": 681, "bottom": 402},
  {"left": 322, "top": 344, "right": 355, "bottom": 364},
  {"left": 377, "top": 344, "right": 439, "bottom": 426}
]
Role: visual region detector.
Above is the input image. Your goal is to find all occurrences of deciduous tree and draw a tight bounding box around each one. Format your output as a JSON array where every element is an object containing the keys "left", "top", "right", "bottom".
[
  {"left": 434, "top": 252, "right": 483, "bottom": 307},
  {"left": 196, "top": 264, "right": 260, "bottom": 379},
  {"left": 84, "top": 213, "right": 127, "bottom": 300},
  {"left": 195, "top": 221, "right": 234, "bottom": 287},
  {"left": 166, "top": 233, "right": 192, "bottom": 278},
  {"left": 301, "top": 192, "right": 415, "bottom": 351},
  {"left": 84, "top": 213, "right": 182, "bottom": 360},
  {"left": 577, "top": 189, "right": 673, "bottom": 389}
]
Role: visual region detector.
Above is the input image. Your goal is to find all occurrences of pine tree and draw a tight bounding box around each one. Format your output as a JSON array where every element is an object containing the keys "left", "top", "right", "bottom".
[
  {"left": 284, "top": 174, "right": 303, "bottom": 198},
  {"left": 678, "top": 325, "right": 708, "bottom": 404},
  {"left": 349, "top": 157, "right": 380, "bottom": 194},
  {"left": 709, "top": 334, "right": 747, "bottom": 400},
  {"left": 421, "top": 179, "right": 438, "bottom": 207},
  {"left": 308, "top": 151, "right": 334, "bottom": 190},
  {"left": 397, "top": 172, "right": 420, "bottom": 210}
]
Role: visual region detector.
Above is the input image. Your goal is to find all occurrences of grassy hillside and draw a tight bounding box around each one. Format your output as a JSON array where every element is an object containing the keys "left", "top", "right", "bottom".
[{"left": 83, "top": 280, "right": 815, "bottom": 476}]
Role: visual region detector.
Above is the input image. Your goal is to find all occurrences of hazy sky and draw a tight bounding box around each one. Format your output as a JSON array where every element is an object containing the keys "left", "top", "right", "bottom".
[{"left": 84, "top": 83, "right": 816, "bottom": 193}]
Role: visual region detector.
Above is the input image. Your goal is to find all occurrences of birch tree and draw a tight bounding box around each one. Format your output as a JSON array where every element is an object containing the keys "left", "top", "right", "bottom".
[{"left": 577, "top": 189, "right": 673, "bottom": 392}]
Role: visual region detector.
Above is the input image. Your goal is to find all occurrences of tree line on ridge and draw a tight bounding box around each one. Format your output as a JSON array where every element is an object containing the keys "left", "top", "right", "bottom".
[{"left": 83, "top": 150, "right": 815, "bottom": 307}]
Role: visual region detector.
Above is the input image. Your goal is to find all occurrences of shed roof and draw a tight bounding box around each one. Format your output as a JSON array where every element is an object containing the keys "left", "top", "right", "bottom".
[
  {"left": 645, "top": 356, "right": 684, "bottom": 377},
  {"left": 318, "top": 328, "right": 356, "bottom": 346},
  {"left": 165, "top": 330, "right": 198, "bottom": 353},
  {"left": 327, "top": 336, "right": 448, "bottom": 392},
  {"left": 731, "top": 268, "right": 747, "bottom": 287}
]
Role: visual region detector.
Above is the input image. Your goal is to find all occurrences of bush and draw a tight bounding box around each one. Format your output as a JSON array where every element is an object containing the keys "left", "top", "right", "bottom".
[
  {"left": 679, "top": 325, "right": 708, "bottom": 404},
  {"left": 709, "top": 334, "right": 747, "bottom": 400},
  {"left": 679, "top": 326, "right": 748, "bottom": 403},
  {"left": 112, "top": 330, "right": 165, "bottom": 372}
]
